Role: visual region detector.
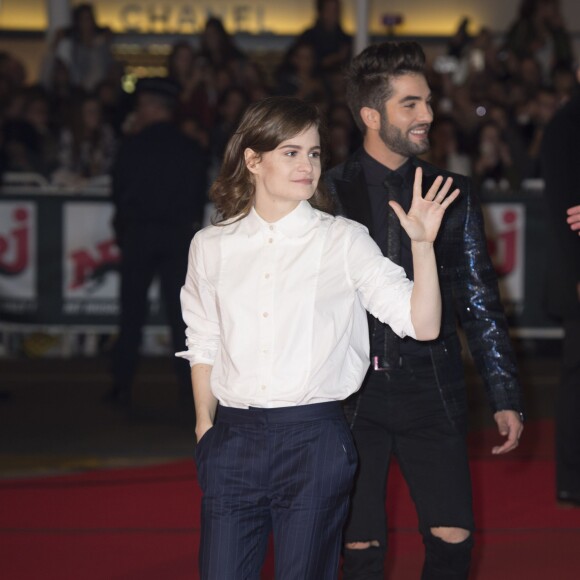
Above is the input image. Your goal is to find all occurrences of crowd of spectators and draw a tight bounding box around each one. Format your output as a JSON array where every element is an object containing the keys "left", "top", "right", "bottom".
[
  {"left": 0, "top": 0, "right": 578, "bottom": 194},
  {"left": 426, "top": 0, "right": 577, "bottom": 191}
]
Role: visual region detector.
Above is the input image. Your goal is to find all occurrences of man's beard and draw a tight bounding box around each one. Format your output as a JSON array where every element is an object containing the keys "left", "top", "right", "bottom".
[{"left": 379, "top": 110, "right": 430, "bottom": 157}]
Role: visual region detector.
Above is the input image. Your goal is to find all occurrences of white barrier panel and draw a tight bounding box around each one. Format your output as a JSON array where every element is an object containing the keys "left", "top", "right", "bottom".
[
  {"left": 483, "top": 203, "right": 525, "bottom": 314},
  {"left": 0, "top": 194, "right": 562, "bottom": 354},
  {"left": 0, "top": 201, "right": 37, "bottom": 314}
]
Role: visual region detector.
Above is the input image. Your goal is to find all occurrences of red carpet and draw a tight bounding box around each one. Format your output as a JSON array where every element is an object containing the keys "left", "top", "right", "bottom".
[{"left": 1, "top": 420, "right": 579, "bottom": 579}]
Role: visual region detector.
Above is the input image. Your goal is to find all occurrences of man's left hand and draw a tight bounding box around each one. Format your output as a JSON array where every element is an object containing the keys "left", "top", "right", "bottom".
[{"left": 492, "top": 410, "right": 523, "bottom": 455}]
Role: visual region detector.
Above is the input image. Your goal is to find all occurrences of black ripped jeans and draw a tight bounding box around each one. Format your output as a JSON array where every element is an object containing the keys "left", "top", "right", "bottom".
[{"left": 342, "top": 357, "right": 474, "bottom": 580}]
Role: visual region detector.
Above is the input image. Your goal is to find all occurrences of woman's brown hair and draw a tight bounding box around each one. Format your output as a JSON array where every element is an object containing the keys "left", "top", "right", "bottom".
[{"left": 210, "top": 96, "right": 335, "bottom": 223}]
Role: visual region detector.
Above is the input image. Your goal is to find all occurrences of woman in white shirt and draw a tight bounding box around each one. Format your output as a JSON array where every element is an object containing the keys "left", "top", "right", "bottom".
[{"left": 177, "top": 96, "right": 459, "bottom": 579}]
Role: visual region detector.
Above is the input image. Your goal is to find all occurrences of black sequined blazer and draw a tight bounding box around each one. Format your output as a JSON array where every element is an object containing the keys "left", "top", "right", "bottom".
[{"left": 324, "top": 150, "right": 524, "bottom": 430}]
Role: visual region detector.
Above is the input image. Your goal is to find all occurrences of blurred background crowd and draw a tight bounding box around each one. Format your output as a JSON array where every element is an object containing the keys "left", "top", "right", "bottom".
[{"left": 0, "top": 0, "right": 578, "bottom": 197}]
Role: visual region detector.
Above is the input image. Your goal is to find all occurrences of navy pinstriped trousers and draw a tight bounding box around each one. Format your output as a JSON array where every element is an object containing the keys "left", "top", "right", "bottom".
[{"left": 195, "top": 401, "right": 357, "bottom": 579}]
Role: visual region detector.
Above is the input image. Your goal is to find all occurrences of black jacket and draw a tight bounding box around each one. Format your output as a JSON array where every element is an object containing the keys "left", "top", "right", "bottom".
[
  {"left": 325, "top": 151, "right": 524, "bottom": 429},
  {"left": 540, "top": 95, "right": 580, "bottom": 320},
  {"left": 112, "top": 121, "right": 207, "bottom": 237}
]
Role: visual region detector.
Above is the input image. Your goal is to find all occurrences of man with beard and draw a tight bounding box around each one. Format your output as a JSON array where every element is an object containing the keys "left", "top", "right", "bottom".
[{"left": 324, "top": 41, "right": 524, "bottom": 579}]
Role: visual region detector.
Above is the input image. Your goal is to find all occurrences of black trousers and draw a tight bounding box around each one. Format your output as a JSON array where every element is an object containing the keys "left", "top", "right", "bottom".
[
  {"left": 556, "top": 318, "right": 580, "bottom": 495},
  {"left": 195, "top": 402, "right": 357, "bottom": 580},
  {"left": 343, "top": 357, "right": 474, "bottom": 580},
  {"left": 111, "top": 223, "right": 192, "bottom": 397}
]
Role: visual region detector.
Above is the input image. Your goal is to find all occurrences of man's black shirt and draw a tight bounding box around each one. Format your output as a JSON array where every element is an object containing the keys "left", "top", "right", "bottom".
[{"left": 360, "top": 150, "right": 429, "bottom": 357}]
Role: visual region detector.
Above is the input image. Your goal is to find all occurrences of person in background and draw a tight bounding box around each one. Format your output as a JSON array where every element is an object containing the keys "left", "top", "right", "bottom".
[
  {"left": 0, "top": 51, "right": 26, "bottom": 95},
  {"left": 197, "top": 17, "right": 247, "bottom": 85},
  {"left": 324, "top": 41, "right": 524, "bottom": 579},
  {"left": 503, "top": 0, "right": 573, "bottom": 84},
  {"left": 326, "top": 122, "right": 353, "bottom": 167},
  {"left": 540, "top": 93, "right": 580, "bottom": 507},
  {"left": 327, "top": 102, "right": 360, "bottom": 144},
  {"left": 166, "top": 41, "right": 197, "bottom": 122},
  {"left": 166, "top": 40, "right": 217, "bottom": 135},
  {"left": 1, "top": 115, "right": 44, "bottom": 176},
  {"left": 47, "top": 3, "right": 113, "bottom": 94},
  {"left": 472, "top": 120, "right": 519, "bottom": 190},
  {"left": 39, "top": 56, "right": 84, "bottom": 130},
  {"left": 274, "top": 40, "right": 327, "bottom": 105},
  {"left": 208, "top": 86, "right": 249, "bottom": 178},
  {"left": 297, "top": 0, "right": 352, "bottom": 74},
  {"left": 53, "top": 95, "right": 116, "bottom": 187},
  {"left": 19, "top": 88, "right": 59, "bottom": 178},
  {"left": 167, "top": 41, "right": 196, "bottom": 91},
  {"left": 238, "top": 61, "right": 273, "bottom": 102},
  {"left": 107, "top": 78, "right": 207, "bottom": 409},
  {"left": 551, "top": 63, "right": 578, "bottom": 105},
  {"left": 94, "top": 78, "right": 127, "bottom": 137},
  {"left": 1, "top": 88, "right": 57, "bottom": 178},
  {"left": 521, "top": 86, "right": 559, "bottom": 179},
  {"left": 177, "top": 95, "right": 458, "bottom": 579},
  {"left": 421, "top": 116, "right": 471, "bottom": 176}
]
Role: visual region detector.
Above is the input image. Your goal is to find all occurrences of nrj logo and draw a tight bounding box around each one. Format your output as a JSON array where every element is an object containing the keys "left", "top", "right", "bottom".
[
  {"left": 487, "top": 209, "right": 519, "bottom": 277},
  {"left": 0, "top": 207, "right": 30, "bottom": 276},
  {"left": 69, "top": 239, "right": 120, "bottom": 290}
]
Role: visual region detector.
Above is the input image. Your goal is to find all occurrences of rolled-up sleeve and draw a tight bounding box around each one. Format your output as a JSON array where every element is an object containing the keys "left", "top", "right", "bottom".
[
  {"left": 175, "top": 233, "right": 220, "bottom": 365},
  {"left": 346, "top": 224, "right": 416, "bottom": 339}
]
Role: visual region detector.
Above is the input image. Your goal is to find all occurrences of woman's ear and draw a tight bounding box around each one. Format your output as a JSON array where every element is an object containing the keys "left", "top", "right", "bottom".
[
  {"left": 244, "top": 148, "right": 260, "bottom": 174},
  {"left": 360, "top": 107, "right": 380, "bottom": 131}
]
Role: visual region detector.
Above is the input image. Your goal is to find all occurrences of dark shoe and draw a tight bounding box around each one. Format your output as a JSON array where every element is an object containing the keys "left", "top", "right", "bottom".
[
  {"left": 557, "top": 491, "right": 580, "bottom": 508},
  {"left": 342, "top": 546, "right": 384, "bottom": 579}
]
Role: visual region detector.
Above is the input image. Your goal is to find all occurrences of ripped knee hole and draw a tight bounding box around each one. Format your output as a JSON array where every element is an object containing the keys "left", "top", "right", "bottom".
[
  {"left": 345, "top": 540, "right": 381, "bottom": 550},
  {"left": 429, "top": 527, "right": 471, "bottom": 543}
]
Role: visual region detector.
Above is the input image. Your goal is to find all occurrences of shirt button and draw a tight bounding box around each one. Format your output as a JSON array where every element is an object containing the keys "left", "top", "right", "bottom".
[
  {"left": 261, "top": 385, "right": 267, "bottom": 390},
  {"left": 265, "top": 273, "right": 270, "bottom": 279},
  {"left": 268, "top": 238, "right": 273, "bottom": 244},
  {"left": 269, "top": 225, "right": 274, "bottom": 231},
  {"left": 262, "top": 312, "right": 269, "bottom": 318}
]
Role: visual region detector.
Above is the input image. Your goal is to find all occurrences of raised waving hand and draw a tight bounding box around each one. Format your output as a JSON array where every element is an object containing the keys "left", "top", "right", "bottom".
[{"left": 389, "top": 167, "right": 460, "bottom": 243}]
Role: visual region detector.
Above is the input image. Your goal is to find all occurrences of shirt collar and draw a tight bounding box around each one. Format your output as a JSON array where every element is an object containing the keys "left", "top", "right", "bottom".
[
  {"left": 360, "top": 149, "right": 414, "bottom": 187},
  {"left": 242, "top": 200, "right": 318, "bottom": 238}
]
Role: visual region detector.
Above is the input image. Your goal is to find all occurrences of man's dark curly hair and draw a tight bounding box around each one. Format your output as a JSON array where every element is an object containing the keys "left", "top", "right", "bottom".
[{"left": 345, "top": 41, "right": 426, "bottom": 133}]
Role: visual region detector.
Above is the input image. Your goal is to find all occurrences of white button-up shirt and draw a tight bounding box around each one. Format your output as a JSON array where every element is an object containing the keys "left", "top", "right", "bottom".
[{"left": 177, "top": 201, "right": 416, "bottom": 409}]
